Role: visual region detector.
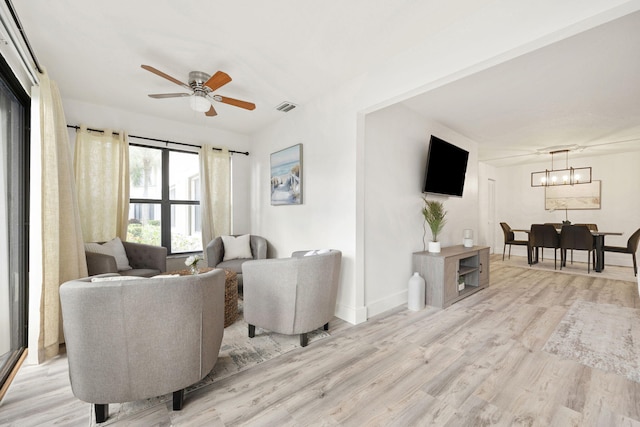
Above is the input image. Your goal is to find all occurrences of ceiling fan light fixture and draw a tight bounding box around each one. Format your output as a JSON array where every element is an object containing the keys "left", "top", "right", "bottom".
[{"left": 191, "top": 92, "right": 211, "bottom": 112}]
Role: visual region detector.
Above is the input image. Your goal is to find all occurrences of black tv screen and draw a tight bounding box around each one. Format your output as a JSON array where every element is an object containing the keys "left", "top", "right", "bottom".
[{"left": 423, "top": 136, "right": 469, "bottom": 197}]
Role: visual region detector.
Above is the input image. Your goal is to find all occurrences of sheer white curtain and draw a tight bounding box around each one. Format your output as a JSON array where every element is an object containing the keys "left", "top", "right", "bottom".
[
  {"left": 38, "top": 71, "right": 87, "bottom": 362},
  {"left": 74, "top": 126, "right": 130, "bottom": 242},
  {"left": 200, "top": 144, "right": 231, "bottom": 256}
]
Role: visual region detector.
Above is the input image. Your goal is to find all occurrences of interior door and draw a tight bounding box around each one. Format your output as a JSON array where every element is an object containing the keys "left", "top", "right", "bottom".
[{"left": 487, "top": 178, "right": 496, "bottom": 253}]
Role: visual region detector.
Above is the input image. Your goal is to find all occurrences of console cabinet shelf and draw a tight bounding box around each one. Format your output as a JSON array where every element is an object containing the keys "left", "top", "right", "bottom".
[{"left": 412, "top": 245, "right": 490, "bottom": 308}]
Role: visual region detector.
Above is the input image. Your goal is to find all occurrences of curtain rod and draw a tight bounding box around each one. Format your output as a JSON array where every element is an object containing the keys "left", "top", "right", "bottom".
[
  {"left": 66, "top": 125, "right": 249, "bottom": 156},
  {"left": 5, "top": 0, "right": 44, "bottom": 73}
]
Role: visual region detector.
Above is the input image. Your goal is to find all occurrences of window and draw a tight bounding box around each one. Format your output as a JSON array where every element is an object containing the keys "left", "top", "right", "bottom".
[
  {"left": 128, "top": 145, "right": 202, "bottom": 254},
  {"left": 0, "top": 53, "right": 29, "bottom": 394}
]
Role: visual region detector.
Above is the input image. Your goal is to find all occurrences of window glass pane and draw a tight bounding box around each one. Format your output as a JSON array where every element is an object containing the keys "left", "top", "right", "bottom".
[
  {"left": 127, "top": 203, "right": 161, "bottom": 246},
  {"left": 130, "top": 146, "right": 162, "bottom": 199},
  {"left": 171, "top": 204, "right": 202, "bottom": 253},
  {"left": 170, "top": 151, "right": 199, "bottom": 201},
  {"left": 0, "top": 72, "right": 28, "bottom": 381}
]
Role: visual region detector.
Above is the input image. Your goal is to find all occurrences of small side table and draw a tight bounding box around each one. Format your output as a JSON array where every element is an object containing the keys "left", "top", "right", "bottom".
[{"left": 159, "top": 267, "right": 238, "bottom": 327}]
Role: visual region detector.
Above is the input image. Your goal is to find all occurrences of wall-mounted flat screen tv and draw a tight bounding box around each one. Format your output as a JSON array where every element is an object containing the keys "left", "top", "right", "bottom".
[{"left": 423, "top": 135, "right": 469, "bottom": 197}]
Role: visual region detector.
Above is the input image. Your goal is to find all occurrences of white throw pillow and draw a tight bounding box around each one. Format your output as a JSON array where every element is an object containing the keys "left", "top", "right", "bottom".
[
  {"left": 85, "top": 237, "right": 132, "bottom": 271},
  {"left": 221, "top": 234, "right": 252, "bottom": 261}
]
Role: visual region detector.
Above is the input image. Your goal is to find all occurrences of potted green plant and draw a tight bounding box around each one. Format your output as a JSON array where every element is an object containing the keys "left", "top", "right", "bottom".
[{"left": 421, "top": 197, "right": 447, "bottom": 253}]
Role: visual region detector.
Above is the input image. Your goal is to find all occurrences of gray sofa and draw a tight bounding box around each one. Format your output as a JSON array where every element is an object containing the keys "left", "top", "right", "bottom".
[
  {"left": 242, "top": 249, "right": 342, "bottom": 346},
  {"left": 206, "top": 235, "right": 267, "bottom": 288},
  {"left": 85, "top": 240, "right": 167, "bottom": 277},
  {"left": 59, "top": 269, "right": 225, "bottom": 423}
]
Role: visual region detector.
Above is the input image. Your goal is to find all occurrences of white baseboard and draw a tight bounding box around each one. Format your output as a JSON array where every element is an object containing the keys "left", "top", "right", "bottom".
[
  {"left": 366, "top": 290, "right": 407, "bottom": 319},
  {"left": 334, "top": 303, "right": 367, "bottom": 325}
]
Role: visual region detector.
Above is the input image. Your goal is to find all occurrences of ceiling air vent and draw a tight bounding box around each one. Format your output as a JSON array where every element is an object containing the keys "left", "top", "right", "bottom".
[{"left": 275, "top": 101, "right": 297, "bottom": 112}]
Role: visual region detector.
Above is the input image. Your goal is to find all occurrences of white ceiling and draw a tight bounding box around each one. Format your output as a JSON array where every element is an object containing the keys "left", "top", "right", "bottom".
[
  {"left": 12, "top": 1, "right": 640, "bottom": 166},
  {"left": 401, "top": 8, "right": 640, "bottom": 166}
]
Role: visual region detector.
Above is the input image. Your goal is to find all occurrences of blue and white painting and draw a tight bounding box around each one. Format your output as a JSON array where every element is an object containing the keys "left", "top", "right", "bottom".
[{"left": 271, "top": 144, "right": 302, "bottom": 205}]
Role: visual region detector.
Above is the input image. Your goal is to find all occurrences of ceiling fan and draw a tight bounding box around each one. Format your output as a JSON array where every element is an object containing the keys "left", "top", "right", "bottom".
[{"left": 141, "top": 64, "right": 256, "bottom": 117}]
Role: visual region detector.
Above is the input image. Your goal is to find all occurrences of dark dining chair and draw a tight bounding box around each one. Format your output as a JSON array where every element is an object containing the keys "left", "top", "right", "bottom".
[
  {"left": 499, "top": 222, "right": 529, "bottom": 261},
  {"left": 570, "top": 223, "right": 598, "bottom": 264},
  {"left": 539, "top": 223, "right": 563, "bottom": 261},
  {"left": 560, "top": 225, "right": 595, "bottom": 273},
  {"left": 529, "top": 224, "right": 561, "bottom": 269},
  {"left": 603, "top": 227, "right": 640, "bottom": 276}
]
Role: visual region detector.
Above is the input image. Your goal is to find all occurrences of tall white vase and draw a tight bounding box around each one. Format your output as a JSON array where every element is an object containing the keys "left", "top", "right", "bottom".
[{"left": 408, "top": 272, "right": 426, "bottom": 311}]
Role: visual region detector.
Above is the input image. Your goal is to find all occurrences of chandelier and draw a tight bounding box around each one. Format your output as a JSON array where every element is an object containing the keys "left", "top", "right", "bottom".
[{"left": 530, "top": 149, "right": 592, "bottom": 187}]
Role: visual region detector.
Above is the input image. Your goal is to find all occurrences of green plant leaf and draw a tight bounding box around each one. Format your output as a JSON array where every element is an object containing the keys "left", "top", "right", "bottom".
[{"left": 421, "top": 198, "right": 447, "bottom": 242}]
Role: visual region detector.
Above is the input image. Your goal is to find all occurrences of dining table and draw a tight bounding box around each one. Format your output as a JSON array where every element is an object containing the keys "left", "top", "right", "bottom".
[{"left": 510, "top": 227, "right": 623, "bottom": 273}]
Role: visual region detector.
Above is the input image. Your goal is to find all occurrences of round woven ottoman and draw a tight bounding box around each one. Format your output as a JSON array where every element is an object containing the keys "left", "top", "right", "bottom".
[{"left": 224, "top": 270, "right": 238, "bottom": 327}]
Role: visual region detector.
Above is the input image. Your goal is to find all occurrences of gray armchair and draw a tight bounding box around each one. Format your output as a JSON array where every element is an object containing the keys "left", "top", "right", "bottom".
[
  {"left": 206, "top": 235, "right": 267, "bottom": 288},
  {"left": 242, "top": 249, "right": 342, "bottom": 347},
  {"left": 85, "top": 240, "right": 167, "bottom": 277},
  {"left": 59, "top": 269, "right": 225, "bottom": 423}
]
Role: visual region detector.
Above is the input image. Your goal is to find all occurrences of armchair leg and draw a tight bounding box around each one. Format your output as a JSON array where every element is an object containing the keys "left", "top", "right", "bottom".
[
  {"left": 300, "top": 333, "right": 308, "bottom": 347},
  {"left": 95, "top": 404, "right": 109, "bottom": 423},
  {"left": 324, "top": 322, "right": 329, "bottom": 331},
  {"left": 173, "top": 389, "right": 184, "bottom": 410},
  {"left": 248, "top": 324, "right": 255, "bottom": 338}
]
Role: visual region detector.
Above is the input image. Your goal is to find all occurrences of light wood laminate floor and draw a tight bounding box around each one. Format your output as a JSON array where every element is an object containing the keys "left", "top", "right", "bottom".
[{"left": 1, "top": 257, "right": 639, "bottom": 426}]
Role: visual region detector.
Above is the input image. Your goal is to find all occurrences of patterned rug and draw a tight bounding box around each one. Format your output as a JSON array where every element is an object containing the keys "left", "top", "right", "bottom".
[
  {"left": 542, "top": 299, "right": 640, "bottom": 383},
  {"left": 98, "top": 300, "right": 330, "bottom": 425},
  {"left": 494, "top": 254, "right": 637, "bottom": 283}
]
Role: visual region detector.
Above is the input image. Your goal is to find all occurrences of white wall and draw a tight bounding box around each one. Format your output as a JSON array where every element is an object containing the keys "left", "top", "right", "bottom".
[
  {"left": 493, "top": 150, "right": 640, "bottom": 267},
  {"left": 363, "top": 104, "right": 479, "bottom": 317},
  {"left": 249, "top": 81, "right": 362, "bottom": 322}
]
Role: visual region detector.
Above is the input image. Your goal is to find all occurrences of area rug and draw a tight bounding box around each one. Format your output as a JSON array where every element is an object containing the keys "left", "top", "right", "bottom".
[
  {"left": 494, "top": 254, "right": 636, "bottom": 283},
  {"left": 98, "top": 301, "right": 330, "bottom": 425},
  {"left": 542, "top": 299, "right": 640, "bottom": 383}
]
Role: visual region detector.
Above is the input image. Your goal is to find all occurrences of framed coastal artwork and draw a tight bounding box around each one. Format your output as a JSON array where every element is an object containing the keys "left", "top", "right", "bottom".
[
  {"left": 545, "top": 180, "right": 601, "bottom": 210},
  {"left": 270, "top": 144, "right": 302, "bottom": 205}
]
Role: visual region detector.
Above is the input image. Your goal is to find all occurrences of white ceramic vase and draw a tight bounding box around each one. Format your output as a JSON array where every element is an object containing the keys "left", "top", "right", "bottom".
[
  {"left": 408, "top": 272, "right": 426, "bottom": 311},
  {"left": 428, "top": 241, "right": 441, "bottom": 253}
]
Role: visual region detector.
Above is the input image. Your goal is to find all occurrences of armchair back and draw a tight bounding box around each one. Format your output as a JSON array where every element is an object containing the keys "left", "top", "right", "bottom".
[
  {"left": 60, "top": 269, "right": 225, "bottom": 407},
  {"left": 243, "top": 250, "right": 342, "bottom": 337}
]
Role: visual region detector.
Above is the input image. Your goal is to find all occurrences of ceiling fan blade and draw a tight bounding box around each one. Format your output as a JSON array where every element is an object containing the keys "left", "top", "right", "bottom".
[
  {"left": 148, "top": 93, "right": 192, "bottom": 99},
  {"left": 205, "top": 105, "right": 217, "bottom": 117},
  {"left": 204, "top": 71, "right": 232, "bottom": 92},
  {"left": 141, "top": 65, "right": 191, "bottom": 90},
  {"left": 214, "top": 95, "right": 256, "bottom": 110}
]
